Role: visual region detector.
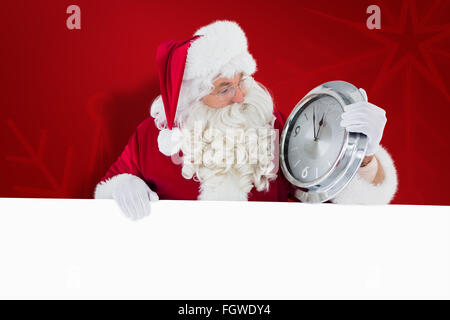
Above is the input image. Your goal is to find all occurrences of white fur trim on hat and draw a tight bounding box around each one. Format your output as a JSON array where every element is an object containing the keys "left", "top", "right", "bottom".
[
  {"left": 330, "top": 145, "right": 398, "bottom": 204},
  {"left": 184, "top": 20, "right": 257, "bottom": 81}
]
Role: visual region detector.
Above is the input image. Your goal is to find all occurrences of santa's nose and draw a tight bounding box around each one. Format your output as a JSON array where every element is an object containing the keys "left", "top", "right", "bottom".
[{"left": 231, "top": 87, "right": 245, "bottom": 103}]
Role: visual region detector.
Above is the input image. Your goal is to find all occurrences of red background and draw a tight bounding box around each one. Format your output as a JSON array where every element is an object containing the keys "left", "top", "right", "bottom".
[{"left": 1, "top": 0, "right": 449, "bottom": 204}]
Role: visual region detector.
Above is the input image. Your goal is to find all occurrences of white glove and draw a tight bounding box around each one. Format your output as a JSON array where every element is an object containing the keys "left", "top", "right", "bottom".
[
  {"left": 340, "top": 88, "right": 387, "bottom": 155},
  {"left": 111, "top": 174, "right": 159, "bottom": 221}
]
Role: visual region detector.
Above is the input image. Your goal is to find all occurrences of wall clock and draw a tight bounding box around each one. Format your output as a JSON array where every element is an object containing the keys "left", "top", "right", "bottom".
[{"left": 280, "top": 81, "right": 368, "bottom": 203}]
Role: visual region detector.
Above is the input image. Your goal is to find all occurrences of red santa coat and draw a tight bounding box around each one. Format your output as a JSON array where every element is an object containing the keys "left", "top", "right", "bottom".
[{"left": 97, "top": 111, "right": 296, "bottom": 202}]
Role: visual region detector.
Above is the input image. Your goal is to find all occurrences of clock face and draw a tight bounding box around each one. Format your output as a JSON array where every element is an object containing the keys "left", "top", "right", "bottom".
[{"left": 284, "top": 95, "right": 346, "bottom": 184}]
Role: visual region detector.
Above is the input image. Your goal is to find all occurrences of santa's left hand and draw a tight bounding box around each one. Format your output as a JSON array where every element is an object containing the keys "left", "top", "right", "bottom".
[{"left": 340, "top": 88, "right": 387, "bottom": 156}]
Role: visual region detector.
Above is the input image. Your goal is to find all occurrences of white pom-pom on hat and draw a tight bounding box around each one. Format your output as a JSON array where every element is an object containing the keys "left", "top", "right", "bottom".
[{"left": 157, "top": 127, "right": 184, "bottom": 156}]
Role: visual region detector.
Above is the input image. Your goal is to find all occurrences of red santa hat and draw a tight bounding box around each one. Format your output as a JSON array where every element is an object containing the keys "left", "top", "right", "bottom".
[{"left": 155, "top": 20, "right": 257, "bottom": 156}]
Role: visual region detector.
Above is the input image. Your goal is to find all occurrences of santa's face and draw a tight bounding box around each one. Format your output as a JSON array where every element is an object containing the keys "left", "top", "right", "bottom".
[{"left": 201, "top": 72, "right": 248, "bottom": 108}]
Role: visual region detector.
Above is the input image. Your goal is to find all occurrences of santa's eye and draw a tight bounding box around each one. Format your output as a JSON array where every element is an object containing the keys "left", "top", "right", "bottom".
[{"left": 220, "top": 87, "right": 232, "bottom": 95}]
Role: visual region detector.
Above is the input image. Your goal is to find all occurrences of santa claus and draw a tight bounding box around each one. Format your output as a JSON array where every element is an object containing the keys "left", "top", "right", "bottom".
[{"left": 94, "top": 20, "right": 398, "bottom": 220}]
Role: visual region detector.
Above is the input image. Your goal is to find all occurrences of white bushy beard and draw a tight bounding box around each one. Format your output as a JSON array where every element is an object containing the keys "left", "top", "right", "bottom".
[{"left": 179, "top": 81, "right": 278, "bottom": 200}]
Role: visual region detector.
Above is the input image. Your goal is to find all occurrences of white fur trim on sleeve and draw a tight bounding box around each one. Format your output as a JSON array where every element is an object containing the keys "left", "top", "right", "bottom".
[
  {"left": 331, "top": 145, "right": 398, "bottom": 204},
  {"left": 94, "top": 173, "right": 139, "bottom": 199}
]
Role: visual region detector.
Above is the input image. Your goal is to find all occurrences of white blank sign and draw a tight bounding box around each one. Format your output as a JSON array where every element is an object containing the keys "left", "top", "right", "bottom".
[{"left": 0, "top": 198, "right": 449, "bottom": 299}]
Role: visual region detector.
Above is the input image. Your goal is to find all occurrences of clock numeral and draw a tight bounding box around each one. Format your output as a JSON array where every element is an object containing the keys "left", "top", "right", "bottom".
[
  {"left": 294, "top": 159, "right": 301, "bottom": 168},
  {"left": 293, "top": 125, "right": 301, "bottom": 137},
  {"left": 301, "top": 166, "right": 309, "bottom": 179}
]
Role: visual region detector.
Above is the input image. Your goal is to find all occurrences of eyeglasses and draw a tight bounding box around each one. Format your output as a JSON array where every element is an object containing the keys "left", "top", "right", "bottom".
[{"left": 210, "top": 76, "right": 250, "bottom": 101}]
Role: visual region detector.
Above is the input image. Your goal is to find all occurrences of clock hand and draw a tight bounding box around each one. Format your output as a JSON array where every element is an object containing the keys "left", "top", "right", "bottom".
[
  {"left": 316, "top": 112, "right": 326, "bottom": 140},
  {"left": 313, "top": 106, "right": 317, "bottom": 140}
]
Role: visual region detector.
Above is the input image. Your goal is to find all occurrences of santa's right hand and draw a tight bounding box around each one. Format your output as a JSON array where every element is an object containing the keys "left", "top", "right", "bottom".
[{"left": 111, "top": 174, "right": 159, "bottom": 221}]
